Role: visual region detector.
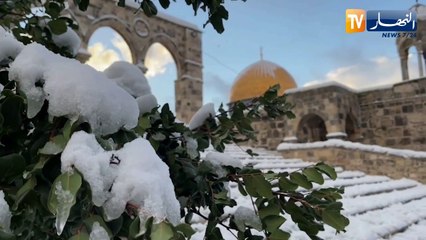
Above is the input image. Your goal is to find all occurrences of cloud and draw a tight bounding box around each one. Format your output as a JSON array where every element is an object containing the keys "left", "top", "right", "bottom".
[
  {"left": 145, "top": 43, "right": 175, "bottom": 78},
  {"left": 304, "top": 55, "right": 420, "bottom": 89},
  {"left": 86, "top": 33, "right": 132, "bottom": 71},
  {"left": 112, "top": 34, "right": 132, "bottom": 62},
  {"left": 86, "top": 42, "right": 121, "bottom": 71},
  {"left": 203, "top": 73, "right": 232, "bottom": 105}
]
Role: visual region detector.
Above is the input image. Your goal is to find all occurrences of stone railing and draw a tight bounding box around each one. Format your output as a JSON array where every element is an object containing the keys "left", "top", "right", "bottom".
[{"left": 277, "top": 140, "right": 426, "bottom": 183}]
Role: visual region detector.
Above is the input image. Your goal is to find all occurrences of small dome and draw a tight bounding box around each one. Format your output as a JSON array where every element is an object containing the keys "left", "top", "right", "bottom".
[{"left": 229, "top": 60, "right": 297, "bottom": 103}]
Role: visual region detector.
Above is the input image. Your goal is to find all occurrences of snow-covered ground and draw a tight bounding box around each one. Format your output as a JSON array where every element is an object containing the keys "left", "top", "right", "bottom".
[{"left": 194, "top": 145, "right": 426, "bottom": 240}]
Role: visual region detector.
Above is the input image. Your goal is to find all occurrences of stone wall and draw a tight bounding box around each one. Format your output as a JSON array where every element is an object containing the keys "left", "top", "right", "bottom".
[
  {"left": 279, "top": 146, "right": 426, "bottom": 183},
  {"left": 250, "top": 116, "right": 288, "bottom": 150},
  {"left": 358, "top": 78, "right": 426, "bottom": 151}
]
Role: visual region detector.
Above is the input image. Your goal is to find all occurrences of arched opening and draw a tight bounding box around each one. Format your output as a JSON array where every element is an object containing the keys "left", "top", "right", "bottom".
[
  {"left": 85, "top": 27, "right": 133, "bottom": 71},
  {"left": 408, "top": 46, "right": 421, "bottom": 79},
  {"left": 297, "top": 114, "right": 327, "bottom": 143},
  {"left": 144, "top": 43, "right": 177, "bottom": 112},
  {"left": 345, "top": 114, "right": 357, "bottom": 142}
]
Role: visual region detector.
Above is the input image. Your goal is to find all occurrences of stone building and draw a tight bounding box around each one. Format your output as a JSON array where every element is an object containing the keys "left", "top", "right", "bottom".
[{"left": 229, "top": 4, "right": 426, "bottom": 154}]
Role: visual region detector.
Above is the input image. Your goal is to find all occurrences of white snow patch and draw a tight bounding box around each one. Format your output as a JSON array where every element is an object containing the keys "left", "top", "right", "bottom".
[
  {"left": 136, "top": 94, "right": 158, "bottom": 115},
  {"left": 9, "top": 43, "right": 139, "bottom": 134},
  {"left": 277, "top": 139, "right": 426, "bottom": 159},
  {"left": 188, "top": 103, "right": 215, "bottom": 130},
  {"left": 0, "top": 191, "right": 11, "bottom": 233},
  {"left": 233, "top": 206, "right": 262, "bottom": 231},
  {"left": 0, "top": 26, "right": 24, "bottom": 65},
  {"left": 62, "top": 131, "right": 180, "bottom": 225},
  {"left": 326, "top": 132, "right": 347, "bottom": 138},
  {"left": 52, "top": 27, "right": 81, "bottom": 56},
  {"left": 104, "top": 61, "right": 151, "bottom": 98},
  {"left": 89, "top": 222, "right": 109, "bottom": 240}
]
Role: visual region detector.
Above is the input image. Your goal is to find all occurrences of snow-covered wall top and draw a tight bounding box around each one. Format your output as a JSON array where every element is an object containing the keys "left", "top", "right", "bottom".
[
  {"left": 277, "top": 139, "right": 426, "bottom": 159},
  {"left": 284, "top": 77, "right": 426, "bottom": 95},
  {"left": 125, "top": 1, "right": 200, "bottom": 31}
]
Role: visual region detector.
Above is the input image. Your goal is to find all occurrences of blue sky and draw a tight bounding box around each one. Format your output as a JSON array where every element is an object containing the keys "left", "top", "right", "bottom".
[{"left": 87, "top": 0, "right": 422, "bottom": 111}]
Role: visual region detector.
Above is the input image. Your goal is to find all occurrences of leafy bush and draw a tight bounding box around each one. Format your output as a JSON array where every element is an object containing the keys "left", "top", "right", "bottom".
[{"left": 0, "top": 1, "right": 349, "bottom": 239}]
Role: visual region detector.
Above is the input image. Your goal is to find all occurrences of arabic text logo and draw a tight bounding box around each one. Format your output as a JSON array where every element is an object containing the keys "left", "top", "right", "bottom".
[
  {"left": 367, "top": 10, "right": 416, "bottom": 32},
  {"left": 346, "top": 9, "right": 366, "bottom": 33}
]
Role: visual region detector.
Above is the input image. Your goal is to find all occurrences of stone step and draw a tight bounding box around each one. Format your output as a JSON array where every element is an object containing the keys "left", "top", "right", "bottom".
[
  {"left": 344, "top": 179, "right": 419, "bottom": 198},
  {"left": 342, "top": 186, "right": 426, "bottom": 215},
  {"left": 389, "top": 219, "right": 426, "bottom": 240}
]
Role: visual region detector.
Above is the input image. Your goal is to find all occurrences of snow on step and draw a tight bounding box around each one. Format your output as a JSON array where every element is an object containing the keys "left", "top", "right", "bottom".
[
  {"left": 253, "top": 161, "right": 314, "bottom": 170},
  {"left": 317, "top": 198, "right": 426, "bottom": 240},
  {"left": 344, "top": 179, "right": 419, "bottom": 198},
  {"left": 342, "top": 186, "right": 426, "bottom": 215},
  {"left": 390, "top": 220, "right": 426, "bottom": 240},
  {"left": 318, "top": 175, "right": 390, "bottom": 188},
  {"left": 241, "top": 158, "right": 303, "bottom": 164},
  {"left": 334, "top": 171, "right": 365, "bottom": 179}
]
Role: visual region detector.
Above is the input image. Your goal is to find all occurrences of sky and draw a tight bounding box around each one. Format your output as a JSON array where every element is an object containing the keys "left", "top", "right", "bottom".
[{"left": 86, "top": 0, "right": 423, "bottom": 112}]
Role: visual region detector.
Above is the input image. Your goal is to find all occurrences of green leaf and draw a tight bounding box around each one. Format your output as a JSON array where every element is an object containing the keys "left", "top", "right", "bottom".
[
  {"left": 302, "top": 168, "right": 324, "bottom": 184},
  {"left": 47, "top": 171, "right": 82, "bottom": 218},
  {"left": 0, "top": 153, "right": 25, "bottom": 182},
  {"left": 242, "top": 174, "right": 273, "bottom": 198},
  {"left": 321, "top": 209, "right": 349, "bottom": 232},
  {"left": 150, "top": 221, "right": 174, "bottom": 240},
  {"left": 278, "top": 177, "right": 298, "bottom": 192},
  {"left": 78, "top": 0, "right": 90, "bottom": 11},
  {"left": 315, "top": 163, "right": 337, "bottom": 180},
  {"left": 48, "top": 19, "right": 68, "bottom": 35},
  {"left": 258, "top": 201, "right": 280, "bottom": 220},
  {"left": 269, "top": 230, "right": 290, "bottom": 240},
  {"left": 263, "top": 215, "right": 286, "bottom": 233},
  {"left": 0, "top": 231, "right": 15, "bottom": 240},
  {"left": 290, "top": 172, "right": 312, "bottom": 189},
  {"left": 0, "top": 94, "right": 24, "bottom": 132},
  {"left": 142, "top": 0, "right": 158, "bottom": 17},
  {"left": 175, "top": 224, "right": 195, "bottom": 238},
  {"left": 12, "top": 177, "right": 37, "bottom": 210},
  {"left": 39, "top": 135, "right": 68, "bottom": 155},
  {"left": 117, "top": 0, "right": 126, "bottom": 7},
  {"left": 237, "top": 182, "right": 247, "bottom": 196},
  {"left": 68, "top": 231, "right": 89, "bottom": 240},
  {"left": 159, "top": 0, "right": 170, "bottom": 9},
  {"left": 83, "top": 216, "right": 113, "bottom": 238},
  {"left": 128, "top": 216, "right": 140, "bottom": 239}
]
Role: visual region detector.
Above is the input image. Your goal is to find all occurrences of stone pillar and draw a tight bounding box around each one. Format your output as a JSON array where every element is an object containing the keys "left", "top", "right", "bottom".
[
  {"left": 416, "top": 44, "right": 424, "bottom": 77},
  {"left": 175, "top": 29, "right": 203, "bottom": 122},
  {"left": 400, "top": 55, "right": 409, "bottom": 80}
]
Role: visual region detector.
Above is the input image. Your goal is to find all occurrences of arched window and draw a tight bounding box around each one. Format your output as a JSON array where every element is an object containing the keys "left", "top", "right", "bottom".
[
  {"left": 297, "top": 114, "right": 327, "bottom": 143},
  {"left": 85, "top": 27, "right": 133, "bottom": 71},
  {"left": 144, "top": 43, "right": 177, "bottom": 112}
]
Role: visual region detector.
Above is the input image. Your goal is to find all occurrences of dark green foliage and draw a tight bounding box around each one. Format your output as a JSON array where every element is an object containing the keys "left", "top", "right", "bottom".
[{"left": 0, "top": 2, "right": 349, "bottom": 239}]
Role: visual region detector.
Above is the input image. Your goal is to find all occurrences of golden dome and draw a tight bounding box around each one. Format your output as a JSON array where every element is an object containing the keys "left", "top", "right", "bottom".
[{"left": 230, "top": 60, "right": 297, "bottom": 102}]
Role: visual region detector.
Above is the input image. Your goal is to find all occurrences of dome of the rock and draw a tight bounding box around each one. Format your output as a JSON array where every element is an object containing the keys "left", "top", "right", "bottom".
[{"left": 229, "top": 60, "right": 297, "bottom": 103}]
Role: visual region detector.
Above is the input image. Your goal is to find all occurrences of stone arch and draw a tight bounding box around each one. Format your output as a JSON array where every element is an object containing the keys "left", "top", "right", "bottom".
[
  {"left": 67, "top": 0, "right": 203, "bottom": 122},
  {"left": 140, "top": 34, "right": 183, "bottom": 78},
  {"left": 84, "top": 20, "right": 137, "bottom": 63},
  {"left": 296, "top": 113, "right": 328, "bottom": 143},
  {"left": 345, "top": 113, "right": 359, "bottom": 141}
]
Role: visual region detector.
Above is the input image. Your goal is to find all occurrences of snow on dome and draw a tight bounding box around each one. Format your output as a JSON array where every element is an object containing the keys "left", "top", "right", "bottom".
[
  {"left": 0, "top": 191, "right": 12, "bottom": 233},
  {"left": 104, "top": 61, "right": 151, "bottom": 98},
  {"left": 9, "top": 43, "right": 139, "bottom": 135},
  {"left": 188, "top": 103, "right": 215, "bottom": 130},
  {"left": 52, "top": 27, "right": 81, "bottom": 56},
  {"left": 230, "top": 60, "right": 297, "bottom": 102},
  {"left": 0, "top": 26, "right": 24, "bottom": 65},
  {"left": 61, "top": 131, "right": 180, "bottom": 225}
]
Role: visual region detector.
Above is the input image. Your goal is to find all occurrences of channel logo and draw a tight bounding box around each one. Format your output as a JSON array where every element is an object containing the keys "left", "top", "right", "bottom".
[
  {"left": 346, "top": 9, "right": 417, "bottom": 33},
  {"left": 346, "top": 9, "right": 366, "bottom": 33}
]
